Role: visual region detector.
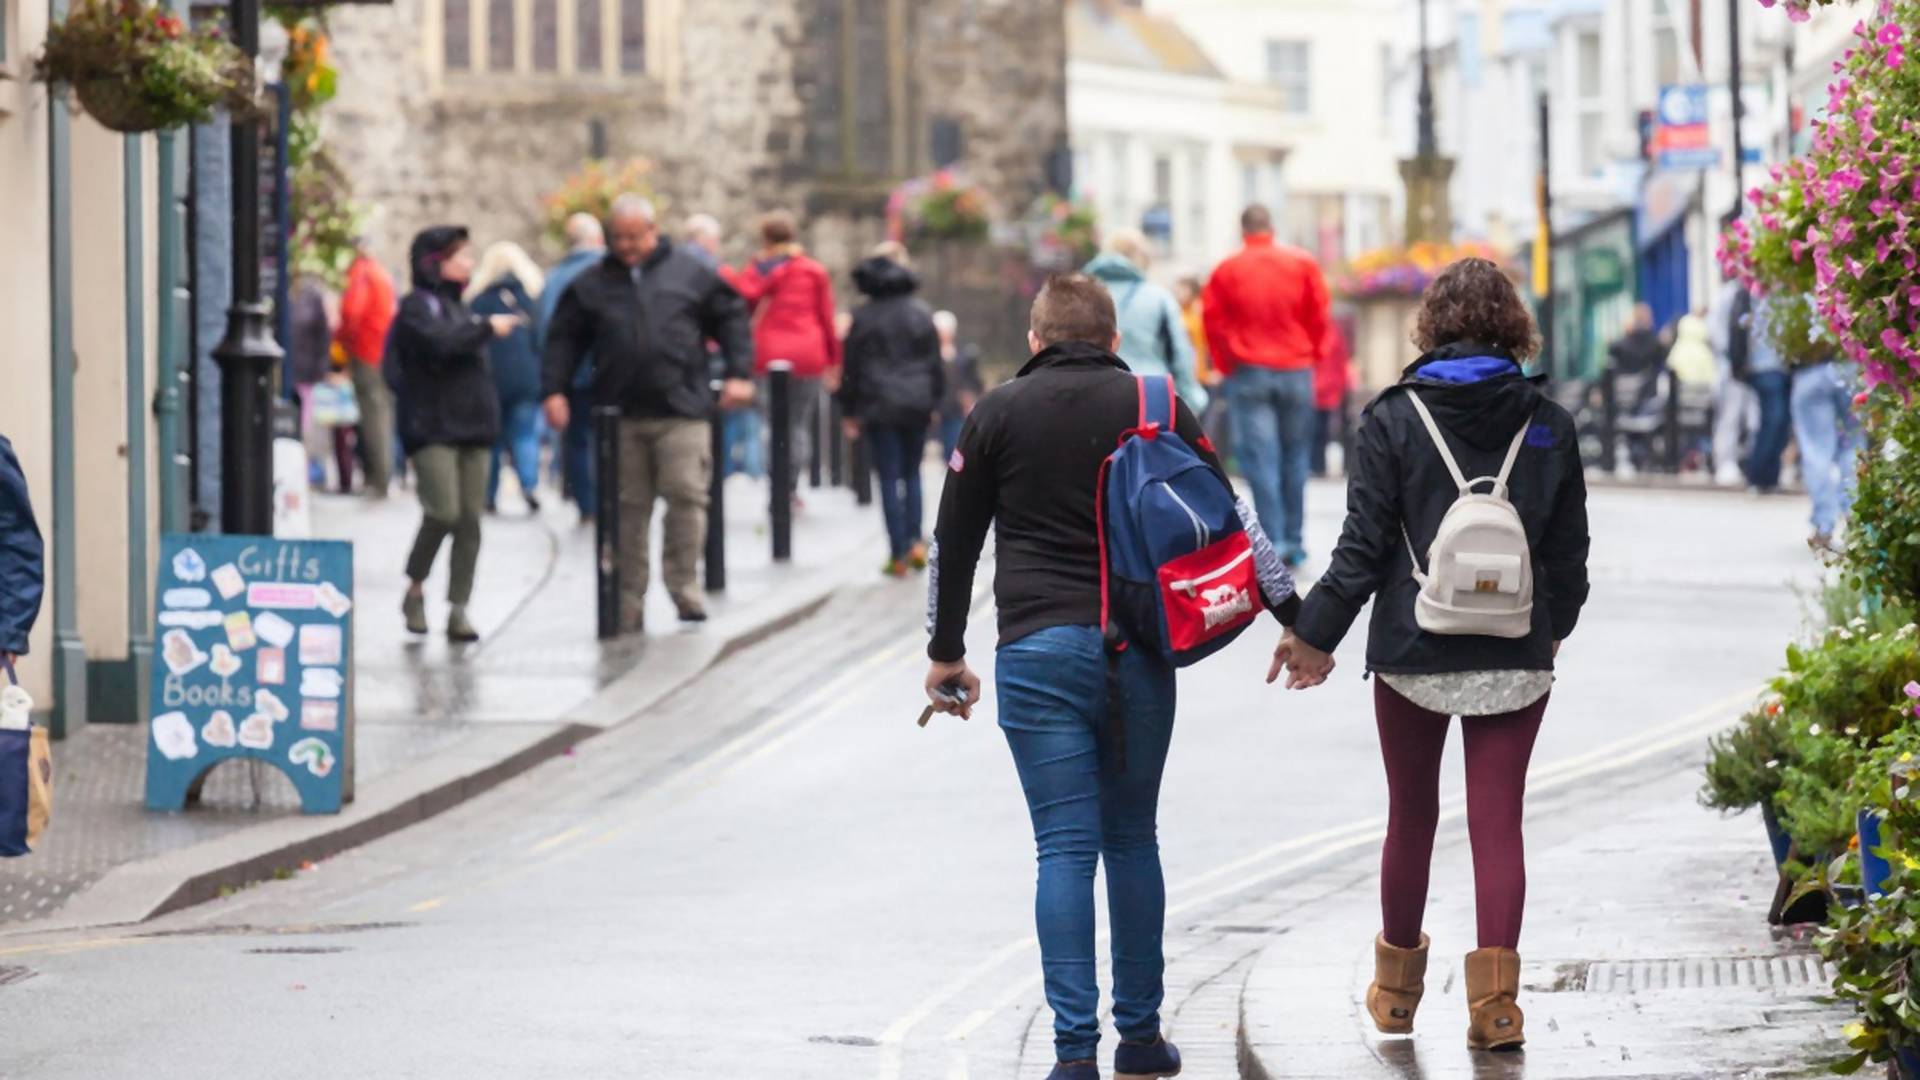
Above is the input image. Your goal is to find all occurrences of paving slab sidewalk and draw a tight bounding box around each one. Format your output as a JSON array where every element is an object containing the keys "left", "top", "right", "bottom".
[
  {"left": 1237, "top": 754, "right": 1848, "bottom": 1080},
  {"left": 0, "top": 469, "right": 896, "bottom": 932}
]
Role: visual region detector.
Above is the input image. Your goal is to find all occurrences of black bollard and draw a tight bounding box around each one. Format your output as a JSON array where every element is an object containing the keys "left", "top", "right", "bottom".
[
  {"left": 593, "top": 405, "right": 622, "bottom": 640},
  {"left": 809, "top": 381, "right": 825, "bottom": 489},
  {"left": 769, "top": 361, "right": 794, "bottom": 562},
  {"left": 827, "top": 393, "right": 845, "bottom": 487},
  {"left": 851, "top": 431, "right": 873, "bottom": 506},
  {"left": 1663, "top": 371, "right": 1682, "bottom": 474},
  {"left": 706, "top": 380, "right": 727, "bottom": 593}
]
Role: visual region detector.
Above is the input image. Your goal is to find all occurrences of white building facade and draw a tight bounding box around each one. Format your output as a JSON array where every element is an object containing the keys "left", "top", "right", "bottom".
[{"left": 1066, "top": 0, "right": 1402, "bottom": 279}]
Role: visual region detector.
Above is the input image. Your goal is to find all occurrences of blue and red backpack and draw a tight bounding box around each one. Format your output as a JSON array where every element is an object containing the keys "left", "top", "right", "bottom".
[{"left": 1097, "top": 374, "right": 1262, "bottom": 669}]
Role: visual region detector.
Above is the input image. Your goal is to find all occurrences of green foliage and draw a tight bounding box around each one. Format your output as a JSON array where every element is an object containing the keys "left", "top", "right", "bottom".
[
  {"left": 1700, "top": 706, "right": 1794, "bottom": 813},
  {"left": 542, "top": 158, "right": 662, "bottom": 252},
  {"left": 1768, "top": 613, "right": 1920, "bottom": 858},
  {"left": 1818, "top": 726, "right": 1920, "bottom": 1073},
  {"left": 1847, "top": 401, "right": 1920, "bottom": 614}
]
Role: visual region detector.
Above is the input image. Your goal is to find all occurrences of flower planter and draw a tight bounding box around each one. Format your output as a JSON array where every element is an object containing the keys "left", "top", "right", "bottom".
[
  {"left": 1860, "top": 809, "right": 1894, "bottom": 897},
  {"left": 73, "top": 78, "right": 173, "bottom": 133},
  {"left": 1762, "top": 803, "right": 1793, "bottom": 868}
]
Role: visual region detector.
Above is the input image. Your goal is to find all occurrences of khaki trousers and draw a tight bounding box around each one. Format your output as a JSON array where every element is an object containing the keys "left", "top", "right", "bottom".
[{"left": 617, "top": 417, "right": 711, "bottom": 630}]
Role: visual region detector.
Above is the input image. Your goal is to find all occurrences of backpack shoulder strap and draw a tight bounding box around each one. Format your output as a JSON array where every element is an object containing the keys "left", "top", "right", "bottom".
[
  {"left": 1404, "top": 391, "right": 1470, "bottom": 493},
  {"left": 1137, "top": 374, "right": 1176, "bottom": 430},
  {"left": 1491, "top": 415, "right": 1533, "bottom": 497}
]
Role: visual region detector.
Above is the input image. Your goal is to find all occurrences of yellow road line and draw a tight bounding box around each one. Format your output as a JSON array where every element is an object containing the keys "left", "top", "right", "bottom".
[{"left": 527, "top": 824, "right": 591, "bottom": 855}]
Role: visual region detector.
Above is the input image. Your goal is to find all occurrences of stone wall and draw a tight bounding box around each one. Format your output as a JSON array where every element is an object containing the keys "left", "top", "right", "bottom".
[{"left": 322, "top": 0, "right": 1068, "bottom": 292}]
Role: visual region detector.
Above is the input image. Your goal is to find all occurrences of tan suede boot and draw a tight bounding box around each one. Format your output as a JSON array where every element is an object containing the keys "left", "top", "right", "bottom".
[
  {"left": 1464, "top": 947, "right": 1525, "bottom": 1051},
  {"left": 1365, "top": 933, "right": 1430, "bottom": 1034}
]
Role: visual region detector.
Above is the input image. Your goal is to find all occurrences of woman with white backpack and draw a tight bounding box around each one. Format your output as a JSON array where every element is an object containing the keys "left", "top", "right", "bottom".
[{"left": 1271, "top": 257, "right": 1591, "bottom": 1053}]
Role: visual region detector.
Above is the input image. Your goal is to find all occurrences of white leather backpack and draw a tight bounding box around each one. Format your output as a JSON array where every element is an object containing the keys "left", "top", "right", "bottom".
[{"left": 1402, "top": 392, "right": 1535, "bottom": 639}]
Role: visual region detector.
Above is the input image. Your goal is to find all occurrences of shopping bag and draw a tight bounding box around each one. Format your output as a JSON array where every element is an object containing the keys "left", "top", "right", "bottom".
[
  {"left": 310, "top": 376, "right": 362, "bottom": 428},
  {"left": 0, "top": 658, "right": 51, "bottom": 857}
]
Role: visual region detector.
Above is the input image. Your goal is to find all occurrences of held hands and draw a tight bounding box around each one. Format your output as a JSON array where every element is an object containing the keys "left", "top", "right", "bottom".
[
  {"left": 487, "top": 314, "right": 522, "bottom": 337},
  {"left": 842, "top": 418, "right": 863, "bottom": 443},
  {"left": 543, "top": 393, "right": 571, "bottom": 431},
  {"left": 925, "top": 659, "right": 982, "bottom": 721},
  {"left": 1267, "top": 631, "right": 1335, "bottom": 690}
]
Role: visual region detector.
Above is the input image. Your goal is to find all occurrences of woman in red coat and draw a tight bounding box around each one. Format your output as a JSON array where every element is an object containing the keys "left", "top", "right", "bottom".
[{"left": 732, "top": 211, "right": 841, "bottom": 494}]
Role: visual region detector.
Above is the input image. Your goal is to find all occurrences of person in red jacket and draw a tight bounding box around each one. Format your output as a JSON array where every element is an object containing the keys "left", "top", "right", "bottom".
[
  {"left": 337, "top": 239, "right": 399, "bottom": 497},
  {"left": 1202, "top": 204, "right": 1334, "bottom": 566},
  {"left": 1312, "top": 311, "right": 1356, "bottom": 477},
  {"left": 732, "top": 210, "right": 842, "bottom": 495}
]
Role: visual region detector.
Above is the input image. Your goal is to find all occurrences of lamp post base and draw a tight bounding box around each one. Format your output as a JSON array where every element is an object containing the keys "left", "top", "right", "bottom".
[{"left": 211, "top": 300, "right": 283, "bottom": 537}]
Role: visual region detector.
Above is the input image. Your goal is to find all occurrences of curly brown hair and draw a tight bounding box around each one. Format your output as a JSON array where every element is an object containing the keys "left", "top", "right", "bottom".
[{"left": 1411, "top": 257, "right": 1540, "bottom": 358}]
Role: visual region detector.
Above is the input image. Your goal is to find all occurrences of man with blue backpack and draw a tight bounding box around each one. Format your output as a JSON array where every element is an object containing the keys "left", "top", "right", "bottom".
[{"left": 923, "top": 274, "right": 1299, "bottom": 1080}]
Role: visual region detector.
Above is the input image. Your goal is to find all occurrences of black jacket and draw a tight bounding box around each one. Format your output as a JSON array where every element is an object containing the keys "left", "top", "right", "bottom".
[
  {"left": 387, "top": 226, "right": 501, "bottom": 453},
  {"left": 926, "top": 341, "right": 1297, "bottom": 663},
  {"left": 1292, "top": 345, "right": 1590, "bottom": 674},
  {"left": 0, "top": 436, "right": 44, "bottom": 657},
  {"left": 840, "top": 257, "right": 944, "bottom": 428},
  {"left": 540, "top": 239, "right": 752, "bottom": 420}
]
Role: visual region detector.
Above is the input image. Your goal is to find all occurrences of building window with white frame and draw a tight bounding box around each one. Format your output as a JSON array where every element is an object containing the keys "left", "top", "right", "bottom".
[
  {"left": 1266, "top": 39, "right": 1311, "bottom": 115},
  {"left": 1574, "top": 26, "right": 1605, "bottom": 176}
]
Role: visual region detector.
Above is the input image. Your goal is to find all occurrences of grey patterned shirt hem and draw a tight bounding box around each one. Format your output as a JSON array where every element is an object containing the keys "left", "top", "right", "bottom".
[{"left": 1378, "top": 670, "right": 1553, "bottom": 717}]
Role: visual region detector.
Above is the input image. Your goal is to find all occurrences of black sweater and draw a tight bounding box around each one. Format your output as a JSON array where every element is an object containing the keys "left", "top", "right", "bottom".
[
  {"left": 1292, "top": 346, "right": 1591, "bottom": 673},
  {"left": 926, "top": 341, "right": 1297, "bottom": 662}
]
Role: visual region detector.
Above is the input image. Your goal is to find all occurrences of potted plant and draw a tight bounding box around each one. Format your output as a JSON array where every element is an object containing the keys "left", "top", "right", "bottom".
[
  {"left": 887, "top": 169, "right": 993, "bottom": 250},
  {"left": 33, "top": 0, "right": 253, "bottom": 134},
  {"left": 1700, "top": 703, "right": 1796, "bottom": 866},
  {"left": 541, "top": 158, "right": 662, "bottom": 253}
]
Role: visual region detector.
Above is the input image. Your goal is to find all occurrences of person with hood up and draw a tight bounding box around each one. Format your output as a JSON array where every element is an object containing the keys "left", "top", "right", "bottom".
[
  {"left": 1665, "top": 309, "right": 1717, "bottom": 389},
  {"left": 1083, "top": 229, "right": 1208, "bottom": 413},
  {"left": 388, "top": 225, "right": 519, "bottom": 642},
  {"left": 1274, "top": 258, "right": 1590, "bottom": 1056},
  {"left": 840, "top": 242, "right": 943, "bottom": 576},
  {"left": 466, "top": 242, "right": 547, "bottom": 514},
  {"left": 732, "top": 210, "right": 841, "bottom": 495}
]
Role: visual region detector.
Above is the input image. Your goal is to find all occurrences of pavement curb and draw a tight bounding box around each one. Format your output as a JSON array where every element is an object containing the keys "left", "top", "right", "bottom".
[{"left": 7, "top": 580, "right": 846, "bottom": 938}]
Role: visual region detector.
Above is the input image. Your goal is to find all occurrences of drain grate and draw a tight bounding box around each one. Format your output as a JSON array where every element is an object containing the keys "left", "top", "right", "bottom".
[
  {"left": 0, "top": 965, "right": 35, "bottom": 987},
  {"left": 1578, "top": 954, "right": 1832, "bottom": 993}
]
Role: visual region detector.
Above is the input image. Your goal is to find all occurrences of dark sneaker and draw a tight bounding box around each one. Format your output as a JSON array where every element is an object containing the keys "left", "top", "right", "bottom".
[
  {"left": 1114, "top": 1036, "right": 1181, "bottom": 1079},
  {"left": 1046, "top": 1062, "right": 1099, "bottom": 1080},
  {"left": 526, "top": 491, "right": 542, "bottom": 513},
  {"left": 402, "top": 592, "right": 428, "bottom": 636},
  {"left": 676, "top": 606, "right": 708, "bottom": 624},
  {"left": 447, "top": 605, "right": 480, "bottom": 643}
]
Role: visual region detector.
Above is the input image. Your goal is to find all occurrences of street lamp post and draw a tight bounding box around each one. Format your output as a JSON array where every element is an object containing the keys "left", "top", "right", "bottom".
[{"left": 210, "top": 0, "right": 283, "bottom": 535}]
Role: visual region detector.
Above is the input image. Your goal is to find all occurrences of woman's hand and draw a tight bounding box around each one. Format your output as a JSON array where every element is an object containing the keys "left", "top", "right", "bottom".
[
  {"left": 487, "top": 314, "right": 521, "bottom": 338},
  {"left": 1267, "top": 631, "right": 1335, "bottom": 690},
  {"left": 842, "top": 418, "right": 863, "bottom": 443},
  {"left": 925, "top": 659, "right": 981, "bottom": 720}
]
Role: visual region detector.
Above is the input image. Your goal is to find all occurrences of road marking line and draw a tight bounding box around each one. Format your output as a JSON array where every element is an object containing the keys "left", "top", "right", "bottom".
[
  {"left": 528, "top": 825, "right": 590, "bottom": 855},
  {"left": 406, "top": 897, "right": 446, "bottom": 913},
  {"left": 886, "top": 683, "right": 1761, "bottom": 1075}
]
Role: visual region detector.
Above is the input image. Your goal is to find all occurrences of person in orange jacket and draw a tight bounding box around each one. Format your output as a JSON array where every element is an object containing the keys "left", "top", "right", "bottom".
[
  {"left": 1201, "top": 204, "right": 1334, "bottom": 566},
  {"left": 337, "top": 237, "right": 399, "bottom": 496}
]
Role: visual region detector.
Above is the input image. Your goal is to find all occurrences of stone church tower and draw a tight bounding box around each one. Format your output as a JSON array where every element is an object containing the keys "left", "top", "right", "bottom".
[{"left": 323, "top": 0, "right": 1070, "bottom": 277}]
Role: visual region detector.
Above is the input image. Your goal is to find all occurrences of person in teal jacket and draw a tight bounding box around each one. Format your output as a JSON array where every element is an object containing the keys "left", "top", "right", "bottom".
[{"left": 1083, "top": 230, "right": 1208, "bottom": 413}]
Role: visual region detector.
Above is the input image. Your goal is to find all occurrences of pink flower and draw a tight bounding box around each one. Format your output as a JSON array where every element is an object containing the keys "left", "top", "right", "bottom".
[
  {"left": 1892, "top": 44, "right": 1907, "bottom": 68},
  {"left": 1880, "top": 23, "right": 1904, "bottom": 47}
]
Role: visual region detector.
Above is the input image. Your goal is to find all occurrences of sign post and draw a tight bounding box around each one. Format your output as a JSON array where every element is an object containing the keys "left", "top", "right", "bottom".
[
  {"left": 146, "top": 535, "right": 354, "bottom": 813},
  {"left": 1652, "top": 84, "right": 1720, "bottom": 173}
]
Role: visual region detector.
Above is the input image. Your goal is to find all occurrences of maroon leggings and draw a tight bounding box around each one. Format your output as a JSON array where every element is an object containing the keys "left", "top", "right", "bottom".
[{"left": 1375, "top": 679, "right": 1548, "bottom": 951}]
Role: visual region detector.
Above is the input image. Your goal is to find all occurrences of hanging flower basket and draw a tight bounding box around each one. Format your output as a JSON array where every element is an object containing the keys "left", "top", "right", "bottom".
[{"left": 34, "top": 0, "right": 254, "bottom": 134}]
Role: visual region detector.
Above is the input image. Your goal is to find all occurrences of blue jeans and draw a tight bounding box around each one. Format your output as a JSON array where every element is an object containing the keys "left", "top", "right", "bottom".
[
  {"left": 1226, "top": 367, "right": 1316, "bottom": 561},
  {"left": 1791, "top": 363, "right": 1863, "bottom": 535},
  {"left": 997, "top": 624, "right": 1177, "bottom": 1062},
  {"left": 487, "top": 399, "right": 543, "bottom": 506},
  {"left": 939, "top": 415, "right": 965, "bottom": 462},
  {"left": 1745, "top": 370, "right": 1792, "bottom": 491},
  {"left": 865, "top": 422, "right": 926, "bottom": 560},
  {"left": 723, "top": 406, "right": 765, "bottom": 480}
]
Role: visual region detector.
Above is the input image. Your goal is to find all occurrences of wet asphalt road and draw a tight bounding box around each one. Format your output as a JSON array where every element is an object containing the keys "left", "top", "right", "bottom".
[{"left": 0, "top": 482, "right": 1821, "bottom": 1079}]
